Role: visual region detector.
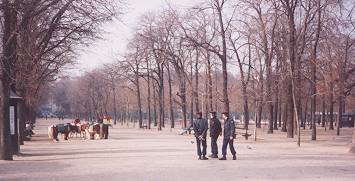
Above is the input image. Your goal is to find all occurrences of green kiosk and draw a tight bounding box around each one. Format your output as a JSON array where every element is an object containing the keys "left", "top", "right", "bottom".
[{"left": 10, "top": 90, "right": 22, "bottom": 154}]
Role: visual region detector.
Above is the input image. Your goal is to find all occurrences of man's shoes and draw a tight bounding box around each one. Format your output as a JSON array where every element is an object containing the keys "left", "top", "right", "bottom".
[
  {"left": 210, "top": 155, "right": 218, "bottom": 158},
  {"left": 233, "top": 155, "right": 237, "bottom": 160},
  {"left": 198, "top": 156, "right": 202, "bottom": 160},
  {"left": 219, "top": 156, "right": 227, "bottom": 160},
  {"left": 202, "top": 156, "right": 209, "bottom": 160}
]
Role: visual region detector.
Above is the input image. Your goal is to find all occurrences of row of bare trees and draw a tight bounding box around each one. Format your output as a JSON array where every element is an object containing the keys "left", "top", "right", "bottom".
[
  {"left": 0, "top": 0, "right": 121, "bottom": 160},
  {"left": 59, "top": 0, "right": 354, "bottom": 141}
]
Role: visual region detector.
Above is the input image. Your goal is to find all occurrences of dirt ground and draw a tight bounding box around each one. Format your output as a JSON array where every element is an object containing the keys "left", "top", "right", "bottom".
[{"left": 1, "top": 118, "right": 355, "bottom": 181}]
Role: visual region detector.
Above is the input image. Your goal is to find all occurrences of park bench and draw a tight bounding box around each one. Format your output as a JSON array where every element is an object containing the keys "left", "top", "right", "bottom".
[
  {"left": 235, "top": 126, "right": 252, "bottom": 140},
  {"left": 179, "top": 125, "right": 194, "bottom": 135}
]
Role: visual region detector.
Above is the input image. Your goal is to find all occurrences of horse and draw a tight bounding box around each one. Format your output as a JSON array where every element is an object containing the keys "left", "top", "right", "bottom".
[
  {"left": 48, "top": 123, "right": 79, "bottom": 142},
  {"left": 69, "top": 119, "right": 82, "bottom": 138},
  {"left": 48, "top": 125, "right": 59, "bottom": 142},
  {"left": 86, "top": 123, "right": 109, "bottom": 140},
  {"left": 73, "top": 118, "right": 81, "bottom": 124},
  {"left": 78, "top": 121, "right": 90, "bottom": 139}
]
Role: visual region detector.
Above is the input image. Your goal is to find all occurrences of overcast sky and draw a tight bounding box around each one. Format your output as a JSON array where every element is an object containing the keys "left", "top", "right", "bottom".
[{"left": 73, "top": 0, "right": 202, "bottom": 75}]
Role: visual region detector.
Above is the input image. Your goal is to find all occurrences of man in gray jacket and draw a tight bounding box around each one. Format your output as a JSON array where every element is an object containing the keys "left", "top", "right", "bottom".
[
  {"left": 219, "top": 112, "right": 236, "bottom": 160},
  {"left": 193, "top": 112, "right": 209, "bottom": 160}
]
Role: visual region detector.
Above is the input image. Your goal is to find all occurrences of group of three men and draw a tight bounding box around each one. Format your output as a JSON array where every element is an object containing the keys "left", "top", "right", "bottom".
[{"left": 193, "top": 111, "right": 236, "bottom": 160}]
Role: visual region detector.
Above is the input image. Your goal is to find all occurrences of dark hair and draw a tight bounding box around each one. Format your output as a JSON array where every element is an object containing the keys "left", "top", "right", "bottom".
[{"left": 222, "top": 112, "right": 229, "bottom": 116}]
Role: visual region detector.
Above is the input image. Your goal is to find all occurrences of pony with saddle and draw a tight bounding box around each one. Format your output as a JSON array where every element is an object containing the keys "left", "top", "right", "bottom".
[
  {"left": 48, "top": 123, "right": 80, "bottom": 142},
  {"left": 86, "top": 118, "right": 109, "bottom": 140},
  {"left": 69, "top": 119, "right": 88, "bottom": 138}
]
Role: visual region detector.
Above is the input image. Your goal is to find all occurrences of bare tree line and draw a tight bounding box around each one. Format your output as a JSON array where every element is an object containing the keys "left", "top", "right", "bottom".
[
  {"left": 55, "top": 0, "right": 354, "bottom": 145},
  {"left": 0, "top": 0, "right": 122, "bottom": 160}
]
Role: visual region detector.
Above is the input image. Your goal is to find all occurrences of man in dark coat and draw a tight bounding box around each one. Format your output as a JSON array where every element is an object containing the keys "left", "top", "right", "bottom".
[
  {"left": 209, "top": 111, "right": 222, "bottom": 158},
  {"left": 193, "top": 112, "right": 209, "bottom": 160},
  {"left": 220, "top": 112, "right": 237, "bottom": 160}
]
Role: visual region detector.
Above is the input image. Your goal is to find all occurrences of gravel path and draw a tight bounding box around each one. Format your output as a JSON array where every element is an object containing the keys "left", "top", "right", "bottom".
[{"left": 1, "top": 118, "right": 355, "bottom": 181}]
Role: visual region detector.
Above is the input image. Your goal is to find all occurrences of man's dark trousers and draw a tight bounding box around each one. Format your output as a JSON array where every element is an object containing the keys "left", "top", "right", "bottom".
[
  {"left": 211, "top": 137, "right": 218, "bottom": 155},
  {"left": 221, "top": 138, "right": 236, "bottom": 156},
  {"left": 196, "top": 138, "right": 207, "bottom": 156}
]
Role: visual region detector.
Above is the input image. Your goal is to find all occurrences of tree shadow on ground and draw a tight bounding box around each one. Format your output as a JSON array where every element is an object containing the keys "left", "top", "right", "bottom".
[
  {"left": 239, "top": 153, "right": 355, "bottom": 162},
  {"left": 17, "top": 148, "right": 189, "bottom": 158},
  {"left": 0, "top": 161, "right": 68, "bottom": 175}
]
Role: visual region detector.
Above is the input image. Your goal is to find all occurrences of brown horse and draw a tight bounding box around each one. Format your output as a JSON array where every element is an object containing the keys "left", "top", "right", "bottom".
[
  {"left": 78, "top": 121, "right": 90, "bottom": 139},
  {"left": 86, "top": 123, "right": 109, "bottom": 140},
  {"left": 48, "top": 125, "right": 59, "bottom": 142},
  {"left": 48, "top": 123, "right": 79, "bottom": 142},
  {"left": 69, "top": 119, "right": 82, "bottom": 138}
]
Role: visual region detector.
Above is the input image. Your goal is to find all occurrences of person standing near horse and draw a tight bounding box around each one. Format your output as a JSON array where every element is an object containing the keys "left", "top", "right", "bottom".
[
  {"left": 219, "top": 112, "right": 237, "bottom": 160},
  {"left": 209, "top": 111, "right": 222, "bottom": 158},
  {"left": 193, "top": 112, "right": 209, "bottom": 160}
]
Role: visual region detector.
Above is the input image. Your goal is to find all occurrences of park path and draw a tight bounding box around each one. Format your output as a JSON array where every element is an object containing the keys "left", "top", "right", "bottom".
[{"left": 1, "top": 118, "right": 355, "bottom": 181}]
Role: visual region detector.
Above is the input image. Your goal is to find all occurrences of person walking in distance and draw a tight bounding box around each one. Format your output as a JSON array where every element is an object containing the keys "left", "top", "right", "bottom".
[
  {"left": 193, "top": 112, "right": 209, "bottom": 160},
  {"left": 219, "top": 112, "right": 236, "bottom": 160},
  {"left": 209, "top": 111, "right": 222, "bottom": 158}
]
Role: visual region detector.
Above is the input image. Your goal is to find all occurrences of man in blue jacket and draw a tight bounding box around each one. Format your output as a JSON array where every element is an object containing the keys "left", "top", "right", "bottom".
[
  {"left": 193, "top": 112, "right": 209, "bottom": 160},
  {"left": 220, "top": 112, "right": 236, "bottom": 160}
]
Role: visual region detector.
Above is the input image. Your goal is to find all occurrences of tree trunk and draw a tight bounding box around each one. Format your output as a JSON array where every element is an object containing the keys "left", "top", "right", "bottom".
[
  {"left": 311, "top": 0, "right": 322, "bottom": 140},
  {"left": 153, "top": 84, "right": 157, "bottom": 127},
  {"left": 310, "top": 90, "right": 316, "bottom": 140},
  {"left": 190, "top": 64, "right": 194, "bottom": 126},
  {"left": 266, "top": 59, "right": 273, "bottom": 134},
  {"left": 214, "top": 65, "right": 218, "bottom": 112},
  {"left": 207, "top": 52, "right": 213, "bottom": 112},
  {"left": 167, "top": 64, "right": 174, "bottom": 128},
  {"left": 285, "top": 2, "right": 297, "bottom": 139},
  {"left": 194, "top": 50, "right": 200, "bottom": 113},
  {"left": 216, "top": 1, "right": 229, "bottom": 113},
  {"left": 329, "top": 82, "right": 334, "bottom": 130},
  {"left": 157, "top": 65, "right": 164, "bottom": 131},
  {"left": 337, "top": 96, "right": 343, "bottom": 136},
  {"left": 242, "top": 87, "right": 250, "bottom": 130},
  {"left": 178, "top": 77, "right": 187, "bottom": 128},
  {"left": 282, "top": 103, "right": 288, "bottom": 132},
  {"left": 297, "top": 93, "right": 304, "bottom": 127},
  {"left": 299, "top": 105, "right": 303, "bottom": 130},
  {"left": 273, "top": 91, "right": 279, "bottom": 130},
  {"left": 234, "top": 39, "right": 251, "bottom": 130},
  {"left": 147, "top": 61, "right": 151, "bottom": 129},
  {"left": 267, "top": 103, "right": 274, "bottom": 134},
  {"left": 1, "top": 0, "right": 17, "bottom": 160},
  {"left": 0, "top": 80, "right": 12, "bottom": 160},
  {"left": 278, "top": 98, "right": 282, "bottom": 128},
  {"left": 18, "top": 102, "right": 26, "bottom": 145},
  {"left": 257, "top": 66, "right": 264, "bottom": 128},
  {"left": 221, "top": 61, "right": 229, "bottom": 113},
  {"left": 287, "top": 81, "right": 294, "bottom": 138},
  {"left": 158, "top": 86, "right": 163, "bottom": 131},
  {"left": 127, "top": 101, "right": 131, "bottom": 125},
  {"left": 190, "top": 94, "right": 194, "bottom": 127},
  {"left": 19, "top": 101, "right": 30, "bottom": 145},
  {"left": 113, "top": 87, "right": 117, "bottom": 125},
  {"left": 304, "top": 98, "right": 308, "bottom": 130},
  {"left": 322, "top": 95, "right": 326, "bottom": 127},
  {"left": 257, "top": 102, "right": 263, "bottom": 128},
  {"left": 204, "top": 71, "right": 208, "bottom": 118},
  {"left": 162, "top": 72, "right": 165, "bottom": 128},
  {"left": 136, "top": 78, "right": 143, "bottom": 128}
]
